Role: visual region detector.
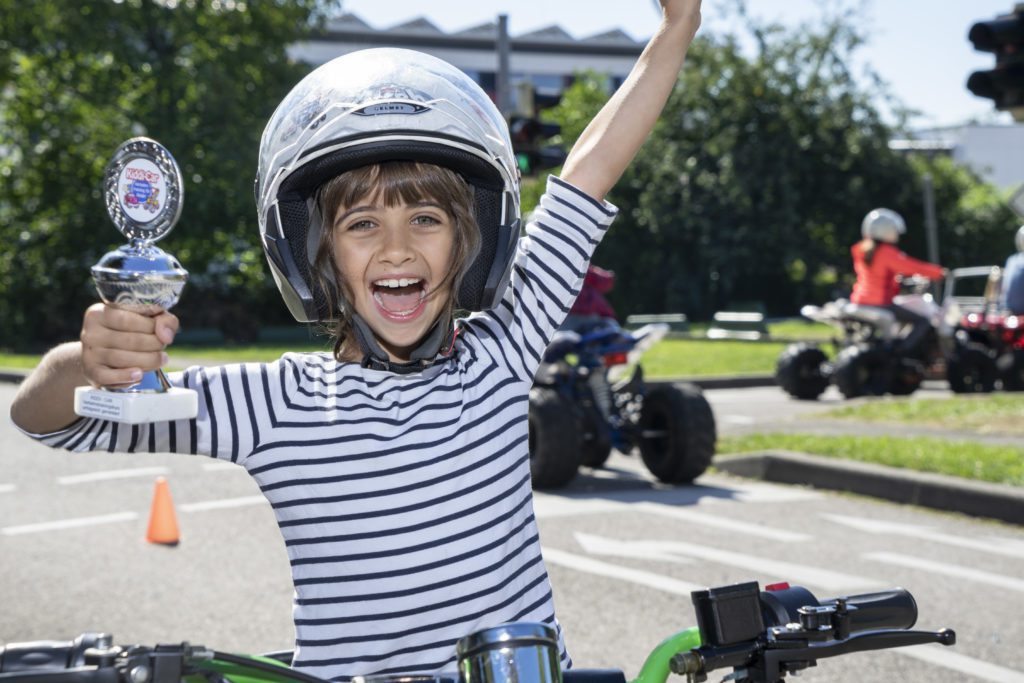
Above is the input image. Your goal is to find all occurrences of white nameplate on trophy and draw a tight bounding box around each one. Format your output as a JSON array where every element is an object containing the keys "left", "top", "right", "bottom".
[{"left": 74, "top": 386, "right": 198, "bottom": 424}]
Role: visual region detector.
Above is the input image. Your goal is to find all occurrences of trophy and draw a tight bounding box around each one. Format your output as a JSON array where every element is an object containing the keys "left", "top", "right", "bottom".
[{"left": 74, "top": 137, "right": 198, "bottom": 424}]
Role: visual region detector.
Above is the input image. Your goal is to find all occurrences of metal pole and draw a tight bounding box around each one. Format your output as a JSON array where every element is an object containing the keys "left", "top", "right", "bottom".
[
  {"left": 922, "top": 173, "right": 942, "bottom": 299},
  {"left": 922, "top": 173, "right": 940, "bottom": 264},
  {"left": 496, "top": 14, "right": 512, "bottom": 118}
]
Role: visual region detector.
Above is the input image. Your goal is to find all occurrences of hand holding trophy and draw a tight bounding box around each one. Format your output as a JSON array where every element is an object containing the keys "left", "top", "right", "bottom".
[{"left": 74, "top": 137, "right": 199, "bottom": 424}]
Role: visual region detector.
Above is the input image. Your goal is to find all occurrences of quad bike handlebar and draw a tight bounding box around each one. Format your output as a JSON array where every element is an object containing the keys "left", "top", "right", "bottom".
[{"left": 0, "top": 582, "right": 953, "bottom": 683}]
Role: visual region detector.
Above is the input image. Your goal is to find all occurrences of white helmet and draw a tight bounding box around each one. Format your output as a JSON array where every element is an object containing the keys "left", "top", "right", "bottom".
[
  {"left": 861, "top": 208, "right": 906, "bottom": 244},
  {"left": 1016, "top": 225, "right": 1024, "bottom": 252},
  {"left": 256, "top": 48, "right": 521, "bottom": 323}
]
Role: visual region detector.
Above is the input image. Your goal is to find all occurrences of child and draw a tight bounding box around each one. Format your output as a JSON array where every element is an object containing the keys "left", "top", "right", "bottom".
[
  {"left": 850, "top": 207, "right": 944, "bottom": 354},
  {"left": 10, "top": 1, "right": 703, "bottom": 679},
  {"left": 1002, "top": 225, "right": 1024, "bottom": 315}
]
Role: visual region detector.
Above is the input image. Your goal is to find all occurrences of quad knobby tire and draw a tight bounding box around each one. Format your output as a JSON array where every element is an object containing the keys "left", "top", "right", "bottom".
[
  {"left": 528, "top": 387, "right": 583, "bottom": 489},
  {"left": 998, "top": 349, "right": 1024, "bottom": 392},
  {"left": 637, "top": 383, "right": 716, "bottom": 484},
  {"left": 579, "top": 408, "right": 614, "bottom": 468},
  {"left": 775, "top": 343, "right": 830, "bottom": 400},
  {"left": 946, "top": 342, "right": 997, "bottom": 394},
  {"left": 831, "top": 345, "right": 890, "bottom": 399}
]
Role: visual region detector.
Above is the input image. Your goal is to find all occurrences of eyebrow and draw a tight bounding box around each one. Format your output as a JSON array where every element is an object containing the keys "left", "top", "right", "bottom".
[{"left": 333, "top": 201, "right": 444, "bottom": 228}]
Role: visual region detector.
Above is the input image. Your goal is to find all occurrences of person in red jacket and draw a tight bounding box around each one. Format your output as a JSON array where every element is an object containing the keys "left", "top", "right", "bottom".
[
  {"left": 563, "top": 263, "right": 618, "bottom": 332},
  {"left": 850, "top": 208, "right": 945, "bottom": 354}
]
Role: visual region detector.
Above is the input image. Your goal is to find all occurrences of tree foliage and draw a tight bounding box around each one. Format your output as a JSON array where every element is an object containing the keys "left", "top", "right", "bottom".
[
  {"left": 0, "top": 0, "right": 339, "bottom": 348},
  {"left": 543, "top": 5, "right": 1017, "bottom": 319}
]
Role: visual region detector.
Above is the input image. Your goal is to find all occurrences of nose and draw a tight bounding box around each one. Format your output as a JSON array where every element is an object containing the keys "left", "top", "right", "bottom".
[{"left": 378, "top": 225, "right": 415, "bottom": 266}]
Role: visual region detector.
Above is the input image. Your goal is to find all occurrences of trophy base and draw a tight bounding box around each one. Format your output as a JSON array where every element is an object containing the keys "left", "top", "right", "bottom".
[{"left": 74, "top": 386, "right": 199, "bottom": 424}]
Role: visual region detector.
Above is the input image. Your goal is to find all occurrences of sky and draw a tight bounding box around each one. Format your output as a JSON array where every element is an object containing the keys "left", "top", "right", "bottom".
[{"left": 338, "top": 0, "right": 1020, "bottom": 129}]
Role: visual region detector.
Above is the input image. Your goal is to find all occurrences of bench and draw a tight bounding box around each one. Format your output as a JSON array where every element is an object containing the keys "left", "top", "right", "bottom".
[
  {"left": 624, "top": 313, "right": 690, "bottom": 333},
  {"left": 706, "top": 311, "right": 768, "bottom": 340}
]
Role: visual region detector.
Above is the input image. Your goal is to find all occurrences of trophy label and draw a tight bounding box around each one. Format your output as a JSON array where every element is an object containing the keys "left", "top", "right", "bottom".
[
  {"left": 76, "top": 389, "right": 129, "bottom": 420},
  {"left": 118, "top": 159, "right": 166, "bottom": 223}
]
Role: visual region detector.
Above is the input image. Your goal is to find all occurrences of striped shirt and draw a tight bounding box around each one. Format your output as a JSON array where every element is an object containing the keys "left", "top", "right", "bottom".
[{"left": 30, "top": 176, "right": 616, "bottom": 681}]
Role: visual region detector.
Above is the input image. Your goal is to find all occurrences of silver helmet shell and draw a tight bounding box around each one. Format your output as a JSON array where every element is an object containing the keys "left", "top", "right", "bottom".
[
  {"left": 861, "top": 208, "right": 906, "bottom": 244},
  {"left": 256, "top": 48, "right": 521, "bottom": 323}
]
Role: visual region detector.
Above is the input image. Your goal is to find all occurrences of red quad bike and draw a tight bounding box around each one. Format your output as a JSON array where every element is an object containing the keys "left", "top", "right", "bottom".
[
  {"left": 955, "top": 265, "right": 1024, "bottom": 391},
  {"left": 775, "top": 269, "right": 998, "bottom": 400}
]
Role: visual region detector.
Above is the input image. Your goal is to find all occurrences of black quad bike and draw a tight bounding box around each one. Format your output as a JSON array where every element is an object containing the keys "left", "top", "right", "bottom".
[
  {"left": 776, "top": 269, "right": 999, "bottom": 400},
  {"left": 529, "top": 321, "right": 716, "bottom": 489}
]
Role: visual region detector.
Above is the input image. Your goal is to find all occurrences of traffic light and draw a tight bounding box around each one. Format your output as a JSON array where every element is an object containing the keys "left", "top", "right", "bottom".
[
  {"left": 509, "top": 116, "right": 567, "bottom": 176},
  {"left": 967, "top": 5, "right": 1024, "bottom": 120}
]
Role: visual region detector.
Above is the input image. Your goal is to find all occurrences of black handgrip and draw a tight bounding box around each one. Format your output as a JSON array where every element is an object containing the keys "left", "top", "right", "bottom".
[
  {"left": 0, "top": 635, "right": 109, "bottom": 674},
  {"left": 758, "top": 586, "right": 917, "bottom": 634},
  {"left": 822, "top": 588, "right": 918, "bottom": 632}
]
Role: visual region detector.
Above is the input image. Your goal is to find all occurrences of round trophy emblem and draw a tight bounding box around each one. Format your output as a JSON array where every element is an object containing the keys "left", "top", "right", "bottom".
[{"left": 104, "top": 137, "right": 184, "bottom": 242}]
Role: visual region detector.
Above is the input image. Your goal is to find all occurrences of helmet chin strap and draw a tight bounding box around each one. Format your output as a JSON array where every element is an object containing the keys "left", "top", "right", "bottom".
[{"left": 350, "top": 313, "right": 457, "bottom": 374}]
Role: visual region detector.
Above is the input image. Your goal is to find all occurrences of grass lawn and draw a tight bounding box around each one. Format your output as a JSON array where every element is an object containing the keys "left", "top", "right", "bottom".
[
  {"left": 640, "top": 338, "right": 786, "bottom": 378},
  {"left": 3, "top": 336, "right": 790, "bottom": 377},
  {"left": 717, "top": 432, "right": 1024, "bottom": 486},
  {"left": 821, "top": 394, "right": 1024, "bottom": 436}
]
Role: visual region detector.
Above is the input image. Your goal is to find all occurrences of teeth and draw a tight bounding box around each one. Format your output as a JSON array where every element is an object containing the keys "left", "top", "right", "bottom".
[{"left": 374, "top": 277, "right": 422, "bottom": 288}]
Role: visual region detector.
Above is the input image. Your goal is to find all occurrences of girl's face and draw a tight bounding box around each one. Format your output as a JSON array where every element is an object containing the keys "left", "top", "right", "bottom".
[{"left": 332, "top": 199, "right": 455, "bottom": 362}]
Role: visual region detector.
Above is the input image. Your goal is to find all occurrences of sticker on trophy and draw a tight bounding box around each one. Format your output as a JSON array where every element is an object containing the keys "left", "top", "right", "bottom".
[
  {"left": 104, "top": 137, "right": 183, "bottom": 243},
  {"left": 118, "top": 158, "right": 166, "bottom": 222}
]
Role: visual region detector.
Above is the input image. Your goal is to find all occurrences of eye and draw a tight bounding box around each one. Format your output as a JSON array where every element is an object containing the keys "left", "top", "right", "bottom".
[
  {"left": 343, "top": 217, "right": 376, "bottom": 232},
  {"left": 412, "top": 214, "right": 441, "bottom": 226}
]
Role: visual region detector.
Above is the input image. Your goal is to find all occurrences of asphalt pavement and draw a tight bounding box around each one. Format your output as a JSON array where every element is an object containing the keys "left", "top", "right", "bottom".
[{"left": 3, "top": 367, "right": 1021, "bottom": 525}]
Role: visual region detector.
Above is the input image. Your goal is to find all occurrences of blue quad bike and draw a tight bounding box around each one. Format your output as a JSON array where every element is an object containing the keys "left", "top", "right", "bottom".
[{"left": 528, "top": 320, "right": 716, "bottom": 489}]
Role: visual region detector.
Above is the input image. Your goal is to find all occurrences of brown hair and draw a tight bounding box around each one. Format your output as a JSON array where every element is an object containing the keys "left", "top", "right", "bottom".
[
  {"left": 858, "top": 238, "right": 877, "bottom": 266},
  {"left": 313, "top": 161, "right": 480, "bottom": 362}
]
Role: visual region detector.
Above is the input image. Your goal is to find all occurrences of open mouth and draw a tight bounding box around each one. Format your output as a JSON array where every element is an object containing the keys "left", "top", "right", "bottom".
[{"left": 372, "top": 277, "right": 428, "bottom": 317}]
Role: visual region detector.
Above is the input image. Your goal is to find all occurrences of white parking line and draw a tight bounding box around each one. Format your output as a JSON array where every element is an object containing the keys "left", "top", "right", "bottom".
[
  {"left": 865, "top": 552, "right": 1024, "bottom": 593},
  {"left": 576, "top": 533, "right": 879, "bottom": 592},
  {"left": 542, "top": 547, "right": 704, "bottom": 595},
  {"left": 57, "top": 467, "right": 169, "bottom": 485},
  {"left": 635, "top": 502, "right": 812, "bottom": 542},
  {"left": 900, "top": 643, "right": 1024, "bottom": 683},
  {"left": 179, "top": 496, "right": 267, "bottom": 512},
  {"left": 824, "top": 513, "right": 1024, "bottom": 560},
  {"left": 1, "top": 512, "right": 138, "bottom": 535}
]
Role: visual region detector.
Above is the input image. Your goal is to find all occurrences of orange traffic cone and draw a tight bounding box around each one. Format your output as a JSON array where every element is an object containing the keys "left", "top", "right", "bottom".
[{"left": 146, "top": 476, "right": 180, "bottom": 546}]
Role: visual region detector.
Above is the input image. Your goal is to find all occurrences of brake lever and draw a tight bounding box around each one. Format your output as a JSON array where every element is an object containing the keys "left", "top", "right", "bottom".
[{"left": 757, "top": 628, "right": 956, "bottom": 683}]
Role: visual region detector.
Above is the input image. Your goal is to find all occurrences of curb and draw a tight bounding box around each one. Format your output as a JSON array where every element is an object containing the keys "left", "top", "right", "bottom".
[
  {"left": 714, "top": 450, "right": 1024, "bottom": 526},
  {"left": 0, "top": 369, "right": 27, "bottom": 385},
  {"left": 651, "top": 375, "right": 776, "bottom": 390}
]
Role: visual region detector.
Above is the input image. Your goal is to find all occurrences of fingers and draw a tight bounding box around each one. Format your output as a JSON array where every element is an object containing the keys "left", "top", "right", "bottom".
[{"left": 80, "top": 304, "right": 179, "bottom": 387}]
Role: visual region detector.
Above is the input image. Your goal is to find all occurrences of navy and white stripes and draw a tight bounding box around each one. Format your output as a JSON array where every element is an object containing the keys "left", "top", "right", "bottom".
[{"left": 28, "top": 176, "right": 616, "bottom": 681}]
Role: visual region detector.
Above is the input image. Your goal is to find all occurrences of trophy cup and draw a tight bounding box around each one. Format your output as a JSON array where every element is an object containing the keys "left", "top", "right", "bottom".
[{"left": 74, "top": 137, "right": 198, "bottom": 424}]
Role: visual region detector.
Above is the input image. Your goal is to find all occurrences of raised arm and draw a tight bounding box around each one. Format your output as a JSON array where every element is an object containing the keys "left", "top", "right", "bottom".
[{"left": 560, "top": 0, "right": 702, "bottom": 202}]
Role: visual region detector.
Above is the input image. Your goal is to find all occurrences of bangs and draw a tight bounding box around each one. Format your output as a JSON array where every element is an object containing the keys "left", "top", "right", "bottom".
[{"left": 322, "top": 161, "right": 471, "bottom": 217}]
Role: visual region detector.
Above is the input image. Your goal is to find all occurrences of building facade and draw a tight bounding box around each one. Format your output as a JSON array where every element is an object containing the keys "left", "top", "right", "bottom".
[{"left": 289, "top": 13, "right": 646, "bottom": 116}]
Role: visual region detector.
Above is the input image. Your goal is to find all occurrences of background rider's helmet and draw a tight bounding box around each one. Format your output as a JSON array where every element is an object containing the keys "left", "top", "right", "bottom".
[
  {"left": 861, "top": 208, "right": 906, "bottom": 244},
  {"left": 1017, "top": 225, "right": 1024, "bottom": 253},
  {"left": 255, "top": 48, "right": 521, "bottom": 323}
]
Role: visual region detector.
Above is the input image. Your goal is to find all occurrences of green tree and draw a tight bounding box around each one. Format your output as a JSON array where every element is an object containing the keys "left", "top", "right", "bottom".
[
  {"left": 544, "top": 4, "right": 1015, "bottom": 319},
  {"left": 0, "top": 0, "right": 339, "bottom": 348}
]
